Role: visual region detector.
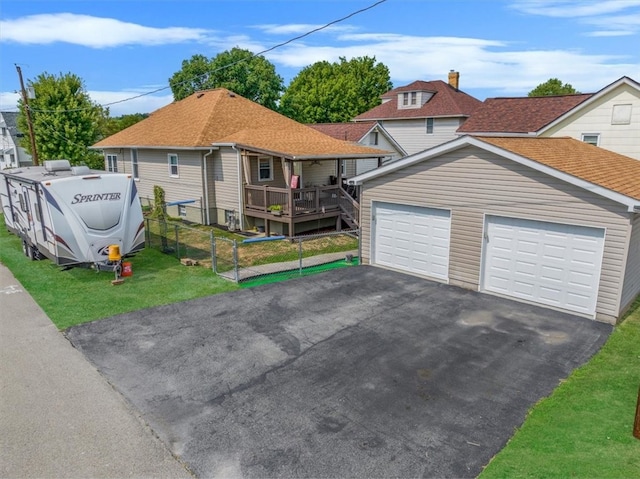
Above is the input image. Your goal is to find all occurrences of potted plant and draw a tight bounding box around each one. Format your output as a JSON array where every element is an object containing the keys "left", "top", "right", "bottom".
[{"left": 268, "top": 204, "right": 283, "bottom": 216}]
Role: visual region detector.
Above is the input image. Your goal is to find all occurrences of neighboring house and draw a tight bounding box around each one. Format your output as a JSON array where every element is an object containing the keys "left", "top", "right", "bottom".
[
  {"left": 458, "top": 76, "right": 640, "bottom": 160},
  {"left": 308, "top": 121, "right": 405, "bottom": 177},
  {"left": 93, "top": 88, "right": 391, "bottom": 236},
  {"left": 0, "top": 112, "right": 32, "bottom": 169},
  {"left": 353, "top": 71, "right": 482, "bottom": 155},
  {"left": 349, "top": 135, "right": 640, "bottom": 324}
]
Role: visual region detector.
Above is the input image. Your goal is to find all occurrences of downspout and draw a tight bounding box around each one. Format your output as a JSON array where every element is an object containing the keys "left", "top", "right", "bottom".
[
  {"left": 203, "top": 149, "right": 214, "bottom": 225},
  {"left": 233, "top": 145, "right": 244, "bottom": 231}
]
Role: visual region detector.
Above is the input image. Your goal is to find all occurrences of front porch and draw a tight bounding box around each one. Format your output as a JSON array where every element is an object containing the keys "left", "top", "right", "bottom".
[{"left": 244, "top": 184, "right": 360, "bottom": 236}]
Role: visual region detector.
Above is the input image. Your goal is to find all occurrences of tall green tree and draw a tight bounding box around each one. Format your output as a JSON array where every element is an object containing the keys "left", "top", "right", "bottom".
[
  {"left": 279, "top": 56, "right": 392, "bottom": 123},
  {"left": 169, "top": 48, "right": 284, "bottom": 109},
  {"left": 17, "top": 72, "right": 107, "bottom": 169},
  {"left": 528, "top": 78, "right": 580, "bottom": 97},
  {"left": 101, "top": 113, "right": 149, "bottom": 138}
]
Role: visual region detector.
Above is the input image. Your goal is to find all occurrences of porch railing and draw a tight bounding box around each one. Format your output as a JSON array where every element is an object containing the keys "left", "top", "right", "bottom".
[
  {"left": 244, "top": 185, "right": 341, "bottom": 217},
  {"left": 338, "top": 186, "right": 360, "bottom": 227}
]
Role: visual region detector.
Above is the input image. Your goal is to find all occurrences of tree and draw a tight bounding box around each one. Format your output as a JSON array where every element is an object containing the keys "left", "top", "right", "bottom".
[
  {"left": 169, "top": 48, "right": 284, "bottom": 109},
  {"left": 17, "top": 72, "right": 107, "bottom": 169},
  {"left": 101, "top": 113, "right": 149, "bottom": 138},
  {"left": 528, "top": 78, "right": 580, "bottom": 97},
  {"left": 279, "top": 56, "right": 392, "bottom": 123}
]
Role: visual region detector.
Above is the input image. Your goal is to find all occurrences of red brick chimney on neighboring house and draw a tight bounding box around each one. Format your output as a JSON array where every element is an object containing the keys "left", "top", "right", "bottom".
[{"left": 448, "top": 70, "right": 460, "bottom": 90}]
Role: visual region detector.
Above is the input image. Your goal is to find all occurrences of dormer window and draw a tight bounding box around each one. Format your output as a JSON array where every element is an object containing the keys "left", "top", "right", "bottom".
[{"left": 399, "top": 91, "right": 424, "bottom": 109}]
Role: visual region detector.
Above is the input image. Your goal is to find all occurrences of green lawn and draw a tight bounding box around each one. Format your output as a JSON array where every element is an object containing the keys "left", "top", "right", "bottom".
[
  {"left": 0, "top": 222, "right": 238, "bottom": 330},
  {"left": 480, "top": 296, "right": 640, "bottom": 479}
]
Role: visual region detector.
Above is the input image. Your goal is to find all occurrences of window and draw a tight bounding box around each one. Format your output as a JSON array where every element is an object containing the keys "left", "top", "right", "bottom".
[
  {"left": 106, "top": 154, "right": 118, "bottom": 172},
  {"left": 168, "top": 153, "right": 179, "bottom": 177},
  {"left": 1, "top": 127, "right": 6, "bottom": 136},
  {"left": 131, "top": 149, "right": 139, "bottom": 179},
  {"left": 611, "top": 104, "right": 632, "bottom": 125},
  {"left": 582, "top": 134, "right": 600, "bottom": 146},
  {"left": 178, "top": 205, "right": 186, "bottom": 217},
  {"left": 411, "top": 92, "right": 417, "bottom": 105},
  {"left": 426, "top": 118, "right": 434, "bottom": 134},
  {"left": 403, "top": 92, "right": 409, "bottom": 106},
  {"left": 258, "top": 157, "right": 273, "bottom": 181},
  {"left": 370, "top": 131, "right": 379, "bottom": 145}
]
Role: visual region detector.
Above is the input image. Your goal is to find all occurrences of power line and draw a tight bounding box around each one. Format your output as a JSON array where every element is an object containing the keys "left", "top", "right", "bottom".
[{"left": 28, "top": 0, "right": 389, "bottom": 114}]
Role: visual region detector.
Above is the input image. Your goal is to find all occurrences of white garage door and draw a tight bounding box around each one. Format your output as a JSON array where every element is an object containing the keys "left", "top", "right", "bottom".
[
  {"left": 373, "top": 202, "right": 450, "bottom": 280},
  {"left": 482, "top": 216, "right": 605, "bottom": 316}
]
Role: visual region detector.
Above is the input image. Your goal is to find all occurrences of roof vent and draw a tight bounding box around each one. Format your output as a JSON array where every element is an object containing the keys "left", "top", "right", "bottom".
[
  {"left": 197, "top": 93, "right": 205, "bottom": 98},
  {"left": 44, "top": 160, "right": 71, "bottom": 172},
  {"left": 228, "top": 92, "right": 236, "bottom": 98},
  {"left": 71, "top": 166, "right": 91, "bottom": 175}
]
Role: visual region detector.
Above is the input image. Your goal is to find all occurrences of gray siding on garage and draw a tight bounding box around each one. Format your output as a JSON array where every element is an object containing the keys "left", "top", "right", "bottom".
[
  {"left": 360, "top": 145, "right": 633, "bottom": 323},
  {"left": 621, "top": 214, "right": 640, "bottom": 313}
]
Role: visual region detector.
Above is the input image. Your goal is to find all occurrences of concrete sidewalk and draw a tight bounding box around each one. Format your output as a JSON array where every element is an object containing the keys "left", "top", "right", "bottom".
[{"left": 0, "top": 263, "right": 192, "bottom": 478}]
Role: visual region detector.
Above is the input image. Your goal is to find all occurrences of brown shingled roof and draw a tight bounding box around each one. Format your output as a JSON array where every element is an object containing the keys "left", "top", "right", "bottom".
[
  {"left": 476, "top": 136, "right": 640, "bottom": 201},
  {"left": 458, "top": 94, "right": 593, "bottom": 133},
  {"left": 94, "top": 89, "right": 389, "bottom": 159},
  {"left": 308, "top": 122, "right": 376, "bottom": 142},
  {"left": 354, "top": 80, "right": 481, "bottom": 120}
]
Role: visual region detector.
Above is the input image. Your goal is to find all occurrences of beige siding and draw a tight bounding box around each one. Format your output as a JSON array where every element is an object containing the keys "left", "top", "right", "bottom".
[
  {"left": 248, "top": 155, "right": 287, "bottom": 187},
  {"left": 621, "top": 214, "right": 640, "bottom": 312},
  {"left": 381, "top": 117, "right": 463, "bottom": 155},
  {"left": 212, "top": 148, "right": 240, "bottom": 221},
  {"left": 300, "top": 160, "right": 338, "bottom": 187},
  {"left": 360, "top": 145, "right": 633, "bottom": 322},
  {"left": 543, "top": 84, "right": 640, "bottom": 160}
]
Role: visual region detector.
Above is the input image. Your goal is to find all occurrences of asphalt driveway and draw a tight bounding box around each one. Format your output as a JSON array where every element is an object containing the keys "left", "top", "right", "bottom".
[{"left": 66, "top": 266, "right": 612, "bottom": 478}]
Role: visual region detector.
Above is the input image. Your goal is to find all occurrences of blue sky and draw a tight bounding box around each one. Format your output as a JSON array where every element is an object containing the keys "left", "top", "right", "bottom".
[{"left": 1, "top": 0, "right": 639, "bottom": 116}]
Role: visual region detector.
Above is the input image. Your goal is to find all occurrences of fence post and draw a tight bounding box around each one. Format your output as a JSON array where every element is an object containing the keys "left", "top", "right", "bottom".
[
  {"left": 634, "top": 385, "right": 640, "bottom": 440},
  {"left": 144, "top": 218, "right": 150, "bottom": 247},
  {"left": 174, "top": 224, "right": 180, "bottom": 259},
  {"left": 232, "top": 239, "right": 239, "bottom": 283},
  {"left": 210, "top": 232, "right": 216, "bottom": 273},
  {"left": 298, "top": 237, "right": 303, "bottom": 275}
]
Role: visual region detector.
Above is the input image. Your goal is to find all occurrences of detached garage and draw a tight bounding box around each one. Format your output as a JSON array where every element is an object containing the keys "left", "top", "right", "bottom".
[{"left": 350, "top": 136, "right": 640, "bottom": 324}]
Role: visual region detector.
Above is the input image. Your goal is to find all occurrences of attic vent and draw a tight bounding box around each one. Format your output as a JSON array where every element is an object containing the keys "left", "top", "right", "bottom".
[
  {"left": 44, "top": 160, "right": 71, "bottom": 172},
  {"left": 71, "top": 166, "right": 91, "bottom": 175}
]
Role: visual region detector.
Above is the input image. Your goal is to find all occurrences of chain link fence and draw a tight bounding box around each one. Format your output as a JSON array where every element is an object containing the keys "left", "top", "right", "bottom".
[{"left": 145, "top": 218, "right": 359, "bottom": 283}]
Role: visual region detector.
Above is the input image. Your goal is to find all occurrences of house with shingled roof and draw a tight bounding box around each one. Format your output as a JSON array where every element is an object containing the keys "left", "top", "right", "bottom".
[
  {"left": 353, "top": 71, "right": 482, "bottom": 155},
  {"left": 348, "top": 135, "right": 640, "bottom": 324},
  {"left": 308, "top": 121, "right": 405, "bottom": 178},
  {"left": 93, "top": 88, "right": 392, "bottom": 236},
  {"left": 1, "top": 112, "right": 32, "bottom": 169},
  {"left": 458, "top": 76, "right": 640, "bottom": 160}
]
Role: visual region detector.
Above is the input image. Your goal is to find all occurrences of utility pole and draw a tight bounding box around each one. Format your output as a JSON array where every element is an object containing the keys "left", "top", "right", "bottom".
[{"left": 15, "top": 65, "right": 39, "bottom": 166}]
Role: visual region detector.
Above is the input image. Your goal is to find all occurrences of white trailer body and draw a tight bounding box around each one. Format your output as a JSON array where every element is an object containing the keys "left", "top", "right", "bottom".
[{"left": 0, "top": 160, "right": 145, "bottom": 267}]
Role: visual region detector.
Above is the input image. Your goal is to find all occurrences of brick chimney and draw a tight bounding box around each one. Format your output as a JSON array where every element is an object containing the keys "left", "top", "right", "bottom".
[{"left": 448, "top": 70, "right": 460, "bottom": 90}]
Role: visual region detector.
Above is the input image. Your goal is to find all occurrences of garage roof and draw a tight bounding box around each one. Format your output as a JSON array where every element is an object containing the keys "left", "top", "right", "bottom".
[{"left": 349, "top": 136, "right": 640, "bottom": 210}]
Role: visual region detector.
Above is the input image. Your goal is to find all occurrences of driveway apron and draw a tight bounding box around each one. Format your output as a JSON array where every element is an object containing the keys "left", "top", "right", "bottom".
[{"left": 66, "top": 266, "right": 612, "bottom": 478}]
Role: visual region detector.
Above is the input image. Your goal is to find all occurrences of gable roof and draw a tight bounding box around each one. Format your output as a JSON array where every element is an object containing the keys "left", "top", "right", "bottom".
[
  {"left": 93, "top": 89, "right": 391, "bottom": 160},
  {"left": 1, "top": 111, "right": 23, "bottom": 144},
  {"left": 308, "top": 121, "right": 377, "bottom": 142},
  {"left": 458, "top": 76, "right": 640, "bottom": 135},
  {"left": 456, "top": 94, "right": 593, "bottom": 134},
  {"left": 353, "top": 80, "right": 482, "bottom": 121},
  {"left": 350, "top": 135, "right": 640, "bottom": 209}
]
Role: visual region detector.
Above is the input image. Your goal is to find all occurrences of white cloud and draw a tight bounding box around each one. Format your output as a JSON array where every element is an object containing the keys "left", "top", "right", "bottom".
[
  {"left": 254, "top": 23, "right": 358, "bottom": 35},
  {"left": 0, "top": 91, "right": 21, "bottom": 113},
  {"left": 510, "top": 0, "right": 640, "bottom": 17},
  {"left": 0, "top": 13, "right": 210, "bottom": 48},
  {"left": 510, "top": 0, "right": 640, "bottom": 35}
]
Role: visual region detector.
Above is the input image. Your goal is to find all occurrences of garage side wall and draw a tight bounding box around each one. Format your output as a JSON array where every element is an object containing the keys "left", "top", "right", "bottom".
[
  {"left": 621, "top": 213, "right": 640, "bottom": 313},
  {"left": 360, "top": 145, "right": 632, "bottom": 322}
]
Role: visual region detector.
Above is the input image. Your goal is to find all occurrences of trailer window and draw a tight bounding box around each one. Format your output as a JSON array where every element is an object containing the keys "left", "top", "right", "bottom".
[
  {"left": 18, "top": 193, "right": 27, "bottom": 212},
  {"left": 168, "top": 154, "right": 179, "bottom": 177}
]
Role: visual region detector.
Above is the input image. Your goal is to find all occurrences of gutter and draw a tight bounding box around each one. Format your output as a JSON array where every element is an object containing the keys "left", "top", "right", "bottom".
[
  {"left": 203, "top": 148, "right": 215, "bottom": 225},
  {"left": 232, "top": 144, "right": 245, "bottom": 231}
]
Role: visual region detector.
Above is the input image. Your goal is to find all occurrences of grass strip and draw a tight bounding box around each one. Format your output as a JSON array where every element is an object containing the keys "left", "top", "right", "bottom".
[
  {"left": 480, "top": 296, "right": 640, "bottom": 478},
  {"left": 239, "top": 257, "right": 359, "bottom": 288},
  {"left": 0, "top": 221, "right": 238, "bottom": 330}
]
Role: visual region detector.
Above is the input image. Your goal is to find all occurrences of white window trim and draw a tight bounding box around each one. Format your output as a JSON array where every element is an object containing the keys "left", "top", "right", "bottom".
[
  {"left": 168, "top": 153, "right": 179, "bottom": 177},
  {"left": 106, "top": 154, "right": 118, "bottom": 172},
  {"left": 131, "top": 148, "right": 139, "bottom": 180},
  {"left": 258, "top": 156, "right": 273, "bottom": 182},
  {"left": 178, "top": 204, "right": 187, "bottom": 217},
  {"left": 426, "top": 118, "right": 434, "bottom": 135},
  {"left": 581, "top": 133, "right": 600, "bottom": 146}
]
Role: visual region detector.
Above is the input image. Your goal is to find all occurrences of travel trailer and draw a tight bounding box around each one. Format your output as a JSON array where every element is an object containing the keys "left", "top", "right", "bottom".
[{"left": 0, "top": 160, "right": 144, "bottom": 268}]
